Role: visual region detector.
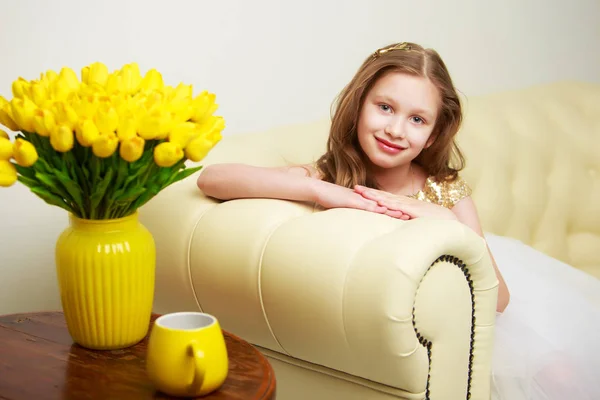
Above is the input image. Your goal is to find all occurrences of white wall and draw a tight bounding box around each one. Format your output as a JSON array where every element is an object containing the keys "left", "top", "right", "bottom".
[{"left": 1, "top": 0, "right": 599, "bottom": 314}]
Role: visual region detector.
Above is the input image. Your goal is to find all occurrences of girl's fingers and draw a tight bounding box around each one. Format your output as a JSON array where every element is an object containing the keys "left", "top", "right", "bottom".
[
  {"left": 361, "top": 198, "right": 387, "bottom": 214},
  {"left": 384, "top": 210, "right": 405, "bottom": 219},
  {"left": 354, "top": 185, "right": 368, "bottom": 194}
]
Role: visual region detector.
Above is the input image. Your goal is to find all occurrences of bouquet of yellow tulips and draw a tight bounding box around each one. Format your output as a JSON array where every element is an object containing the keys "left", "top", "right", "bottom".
[{"left": 0, "top": 62, "right": 223, "bottom": 219}]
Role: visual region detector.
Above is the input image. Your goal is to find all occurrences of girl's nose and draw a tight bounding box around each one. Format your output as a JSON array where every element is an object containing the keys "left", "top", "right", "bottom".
[{"left": 384, "top": 120, "right": 406, "bottom": 138}]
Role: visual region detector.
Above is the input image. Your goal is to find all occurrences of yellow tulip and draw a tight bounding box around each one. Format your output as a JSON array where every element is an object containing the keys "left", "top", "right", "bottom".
[
  {"left": 105, "top": 72, "right": 123, "bottom": 94},
  {"left": 11, "top": 78, "right": 30, "bottom": 99},
  {"left": 0, "top": 137, "right": 13, "bottom": 160},
  {"left": 185, "top": 116, "right": 224, "bottom": 162},
  {"left": 81, "top": 66, "right": 89, "bottom": 86},
  {"left": 75, "top": 119, "right": 100, "bottom": 147},
  {"left": 109, "top": 93, "right": 131, "bottom": 114},
  {"left": 41, "top": 69, "right": 59, "bottom": 84},
  {"left": 50, "top": 125, "right": 74, "bottom": 152},
  {"left": 138, "top": 110, "right": 172, "bottom": 140},
  {"left": 117, "top": 114, "right": 137, "bottom": 141},
  {"left": 51, "top": 70, "right": 79, "bottom": 102},
  {"left": 168, "top": 122, "right": 196, "bottom": 148},
  {"left": 171, "top": 83, "right": 192, "bottom": 101},
  {"left": 95, "top": 105, "right": 119, "bottom": 134},
  {"left": 51, "top": 80, "right": 71, "bottom": 101},
  {"left": 84, "top": 62, "right": 109, "bottom": 87},
  {"left": 193, "top": 115, "right": 225, "bottom": 140},
  {"left": 190, "top": 91, "right": 218, "bottom": 123},
  {"left": 0, "top": 160, "right": 17, "bottom": 187},
  {"left": 170, "top": 101, "right": 194, "bottom": 123},
  {"left": 139, "top": 69, "right": 164, "bottom": 92},
  {"left": 185, "top": 132, "right": 222, "bottom": 162},
  {"left": 0, "top": 97, "right": 19, "bottom": 131},
  {"left": 0, "top": 129, "right": 8, "bottom": 140},
  {"left": 30, "top": 82, "right": 49, "bottom": 108},
  {"left": 32, "top": 109, "right": 56, "bottom": 137},
  {"left": 0, "top": 104, "right": 19, "bottom": 132},
  {"left": 92, "top": 132, "right": 119, "bottom": 158},
  {"left": 11, "top": 97, "right": 37, "bottom": 132},
  {"left": 119, "top": 63, "right": 142, "bottom": 93},
  {"left": 119, "top": 136, "right": 145, "bottom": 162},
  {"left": 167, "top": 85, "right": 194, "bottom": 123},
  {"left": 153, "top": 142, "right": 183, "bottom": 167},
  {"left": 143, "top": 91, "right": 164, "bottom": 110},
  {"left": 59, "top": 67, "right": 80, "bottom": 91},
  {"left": 73, "top": 94, "right": 99, "bottom": 119},
  {"left": 12, "top": 138, "right": 38, "bottom": 167},
  {"left": 52, "top": 102, "right": 79, "bottom": 130}
]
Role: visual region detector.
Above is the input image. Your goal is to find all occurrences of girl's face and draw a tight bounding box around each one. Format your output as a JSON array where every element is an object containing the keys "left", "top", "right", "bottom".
[{"left": 357, "top": 71, "right": 440, "bottom": 172}]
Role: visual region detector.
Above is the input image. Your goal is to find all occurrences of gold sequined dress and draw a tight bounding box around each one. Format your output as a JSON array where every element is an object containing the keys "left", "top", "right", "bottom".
[{"left": 408, "top": 175, "right": 472, "bottom": 208}]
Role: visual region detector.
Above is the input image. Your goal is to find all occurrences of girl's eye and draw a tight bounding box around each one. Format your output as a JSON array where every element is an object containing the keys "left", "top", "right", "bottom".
[
  {"left": 379, "top": 104, "right": 392, "bottom": 113},
  {"left": 411, "top": 116, "right": 425, "bottom": 124}
]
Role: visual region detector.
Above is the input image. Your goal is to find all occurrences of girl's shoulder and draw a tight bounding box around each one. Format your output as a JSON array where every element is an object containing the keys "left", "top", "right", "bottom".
[{"left": 413, "top": 174, "right": 472, "bottom": 209}]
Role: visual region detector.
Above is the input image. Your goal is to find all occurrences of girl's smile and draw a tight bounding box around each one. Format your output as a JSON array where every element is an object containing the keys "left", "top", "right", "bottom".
[{"left": 375, "top": 136, "right": 406, "bottom": 154}]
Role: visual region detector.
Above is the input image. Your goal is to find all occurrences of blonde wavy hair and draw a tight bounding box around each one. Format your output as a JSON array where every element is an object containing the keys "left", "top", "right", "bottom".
[{"left": 315, "top": 42, "right": 465, "bottom": 189}]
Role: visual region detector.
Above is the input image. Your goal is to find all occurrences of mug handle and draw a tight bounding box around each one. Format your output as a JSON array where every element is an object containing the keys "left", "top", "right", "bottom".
[{"left": 188, "top": 340, "right": 206, "bottom": 392}]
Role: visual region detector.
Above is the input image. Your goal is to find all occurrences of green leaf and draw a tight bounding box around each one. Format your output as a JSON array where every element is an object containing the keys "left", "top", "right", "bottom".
[
  {"left": 113, "top": 157, "right": 129, "bottom": 191},
  {"left": 16, "top": 174, "right": 41, "bottom": 189},
  {"left": 164, "top": 166, "right": 203, "bottom": 188},
  {"left": 91, "top": 156, "right": 101, "bottom": 188},
  {"left": 53, "top": 169, "right": 85, "bottom": 215},
  {"left": 35, "top": 158, "right": 54, "bottom": 175},
  {"left": 90, "top": 168, "right": 114, "bottom": 209},
  {"left": 154, "top": 167, "right": 173, "bottom": 186},
  {"left": 114, "top": 186, "right": 147, "bottom": 204},
  {"left": 126, "top": 183, "right": 159, "bottom": 212},
  {"left": 123, "top": 163, "right": 153, "bottom": 190},
  {"left": 82, "top": 164, "right": 90, "bottom": 181},
  {"left": 14, "top": 163, "right": 36, "bottom": 179},
  {"left": 63, "top": 152, "right": 89, "bottom": 196},
  {"left": 30, "top": 186, "right": 75, "bottom": 214},
  {"left": 34, "top": 172, "right": 71, "bottom": 203}
]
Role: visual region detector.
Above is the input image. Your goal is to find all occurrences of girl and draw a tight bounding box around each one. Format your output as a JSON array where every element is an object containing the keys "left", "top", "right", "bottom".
[
  {"left": 197, "top": 41, "right": 510, "bottom": 312},
  {"left": 197, "top": 42, "right": 600, "bottom": 399}
]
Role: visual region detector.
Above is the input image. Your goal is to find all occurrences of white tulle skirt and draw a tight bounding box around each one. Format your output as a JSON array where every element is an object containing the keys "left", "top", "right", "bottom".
[{"left": 485, "top": 234, "right": 600, "bottom": 400}]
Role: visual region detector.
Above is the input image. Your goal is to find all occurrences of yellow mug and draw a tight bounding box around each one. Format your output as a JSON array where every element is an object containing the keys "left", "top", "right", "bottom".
[{"left": 146, "top": 312, "right": 229, "bottom": 397}]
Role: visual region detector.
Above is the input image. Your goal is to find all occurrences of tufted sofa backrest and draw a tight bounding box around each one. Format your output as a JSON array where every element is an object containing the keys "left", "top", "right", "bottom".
[
  {"left": 202, "top": 81, "right": 600, "bottom": 278},
  {"left": 457, "top": 81, "right": 599, "bottom": 277}
]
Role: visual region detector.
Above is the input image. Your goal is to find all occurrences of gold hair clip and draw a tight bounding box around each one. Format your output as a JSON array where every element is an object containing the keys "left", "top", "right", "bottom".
[{"left": 372, "top": 42, "right": 412, "bottom": 59}]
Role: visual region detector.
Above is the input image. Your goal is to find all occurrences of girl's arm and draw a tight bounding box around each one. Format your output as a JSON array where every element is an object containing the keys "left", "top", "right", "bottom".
[
  {"left": 197, "top": 163, "right": 389, "bottom": 214},
  {"left": 451, "top": 197, "right": 510, "bottom": 313},
  {"left": 197, "top": 163, "right": 320, "bottom": 202}
]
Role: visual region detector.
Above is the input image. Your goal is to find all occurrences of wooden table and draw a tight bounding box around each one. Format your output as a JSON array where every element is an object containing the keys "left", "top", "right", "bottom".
[{"left": 0, "top": 312, "right": 276, "bottom": 399}]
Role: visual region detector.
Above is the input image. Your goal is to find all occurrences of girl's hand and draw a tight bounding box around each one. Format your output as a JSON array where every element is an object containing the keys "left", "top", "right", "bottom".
[
  {"left": 354, "top": 185, "right": 457, "bottom": 221},
  {"left": 314, "top": 181, "right": 391, "bottom": 214}
]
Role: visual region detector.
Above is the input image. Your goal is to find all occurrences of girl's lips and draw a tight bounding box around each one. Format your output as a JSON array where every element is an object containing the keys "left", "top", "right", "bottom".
[{"left": 375, "top": 137, "right": 405, "bottom": 154}]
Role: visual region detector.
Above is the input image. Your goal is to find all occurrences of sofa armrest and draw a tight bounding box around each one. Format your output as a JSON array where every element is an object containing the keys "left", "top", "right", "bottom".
[
  {"left": 138, "top": 177, "right": 220, "bottom": 313},
  {"left": 141, "top": 183, "right": 498, "bottom": 399}
]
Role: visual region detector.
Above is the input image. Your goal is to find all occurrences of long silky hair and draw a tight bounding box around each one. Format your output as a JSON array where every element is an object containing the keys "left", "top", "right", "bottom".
[{"left": 315, "top": 42, "right": 465, "bottom": 189}]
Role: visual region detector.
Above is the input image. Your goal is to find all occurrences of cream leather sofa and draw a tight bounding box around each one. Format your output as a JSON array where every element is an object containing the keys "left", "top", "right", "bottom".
[{"left": 139, "top": 81, "right": 600, "bottom": 400}]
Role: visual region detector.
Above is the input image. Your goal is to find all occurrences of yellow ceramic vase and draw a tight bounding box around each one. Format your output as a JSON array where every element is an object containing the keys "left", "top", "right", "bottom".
[{"left": 55, "top": 212, "right": 155, "bottom": 350}]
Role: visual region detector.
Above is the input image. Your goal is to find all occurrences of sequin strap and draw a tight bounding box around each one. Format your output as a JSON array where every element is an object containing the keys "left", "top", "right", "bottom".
[{"left": 411, "top": 176, "right": 472, "bottom": 209}]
